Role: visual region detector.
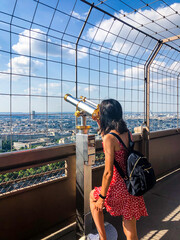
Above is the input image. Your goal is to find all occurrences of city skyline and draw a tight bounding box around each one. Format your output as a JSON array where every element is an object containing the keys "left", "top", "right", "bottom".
[{"left": 0, "top": 111, "right": 179, "bottom": 153}]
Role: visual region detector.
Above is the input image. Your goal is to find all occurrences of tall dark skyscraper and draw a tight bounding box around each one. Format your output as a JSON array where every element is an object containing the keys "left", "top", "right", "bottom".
[{"left": 31, "top": 111, "right": 35, "bottom": 120}]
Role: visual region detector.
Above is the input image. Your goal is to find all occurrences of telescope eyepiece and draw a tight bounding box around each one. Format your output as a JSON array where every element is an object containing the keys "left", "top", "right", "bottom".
[
  {"left": 64, "top": 93, "right": 71, "bottom": 101},
  {"left": 64, "top": 93, "right": 99, "bottom": 120}
]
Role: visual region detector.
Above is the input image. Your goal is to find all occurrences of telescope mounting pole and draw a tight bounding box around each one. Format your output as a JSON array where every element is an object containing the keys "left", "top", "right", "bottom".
[
  {"left": 76, "top": 113, "right": 95, "bottom": 239},
  {"left": 64, "top": 93, "right": 99, "bottom": 238}
]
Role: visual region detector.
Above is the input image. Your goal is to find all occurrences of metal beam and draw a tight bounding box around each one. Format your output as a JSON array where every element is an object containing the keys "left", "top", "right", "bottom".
[
  {"left": 75, "top": 5, "right": 93, "bottom": 132},
  {"left": 75, "top": 5, "right": 93, "bottom": 98},
  {"left": 178, "top": 73, "right": 180, "bottom": 129},
  {"left": 81, "top": 0, "right": 158, "bottom": 42},
  {"left": 74, "top": 6, "right": 94, "bottom": 239},
  {"left": 80, "top": 0, "right": 180, "bottom": 54},
  {"left": 144, "top": 41, "right": 163, "bottom": 131},
  {"left": 144, "top": 41, "right": 163, "bottom": 159},
  {"left": 162, "top": 34, "right": 180, "bottom": 43}
]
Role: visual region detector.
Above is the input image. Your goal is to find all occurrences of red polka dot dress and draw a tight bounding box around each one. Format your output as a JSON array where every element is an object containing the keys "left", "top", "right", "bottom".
[{"left": 93, "top": 137, "right": 148, "bottom": 220}]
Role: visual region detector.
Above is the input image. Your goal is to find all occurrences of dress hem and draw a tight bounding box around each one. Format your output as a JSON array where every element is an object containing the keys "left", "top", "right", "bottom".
[
  {"left": 93, "top": 186, "right": 148, "bottom": 221},
  {"left": 105, "top": 207, "right": 148, "bottom": 220}
]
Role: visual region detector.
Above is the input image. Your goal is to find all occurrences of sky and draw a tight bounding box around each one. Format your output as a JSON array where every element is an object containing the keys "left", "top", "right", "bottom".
[{"left": 0, "top": 0, "right": 179, "bottom": 114}]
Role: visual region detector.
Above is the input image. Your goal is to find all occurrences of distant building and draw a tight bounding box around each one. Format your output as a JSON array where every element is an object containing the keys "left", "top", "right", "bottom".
[
  {"left": 58, "top": 135, "right": 76, "bottom": 144},
  {"left": 31, "top": 111, "right": 35, "bottom": 120},
  {"left": 134, "top": 125, "right": 142, "bottom": 133},
  {"left": 13, "top": 138, "right": 51, "bottom": 150},
  {"left": 13, "top": 142, "right": 29, "bottom": 150},
  {"left": 1, "top": 133, "right": 46, "bottom": 141},
  {"left": 0, "top": 139, "right": 2, "bottom": 150}
]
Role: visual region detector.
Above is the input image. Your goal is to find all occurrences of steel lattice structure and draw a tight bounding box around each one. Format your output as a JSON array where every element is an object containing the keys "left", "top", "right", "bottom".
[{"left": 0, "top": 0, "right": 179, "bottom": 152}]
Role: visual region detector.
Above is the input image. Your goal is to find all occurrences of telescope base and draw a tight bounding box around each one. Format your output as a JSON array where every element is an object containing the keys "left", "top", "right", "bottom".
[{"left": 76, "top": 133, "right": 95, "bottom": 239}]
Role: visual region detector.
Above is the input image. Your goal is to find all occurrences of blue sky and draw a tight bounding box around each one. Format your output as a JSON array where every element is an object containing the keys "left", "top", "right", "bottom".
[{"left": 0, "top": 0, "right": 179, "bottom": 114}]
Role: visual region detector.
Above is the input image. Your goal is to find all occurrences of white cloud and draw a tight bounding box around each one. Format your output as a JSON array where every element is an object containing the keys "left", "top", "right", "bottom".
[
  {"left": 0, "top": 56, "right": 43, "bottom": 81},
  {"left": 169, "top": 61, "right": 180, "bottom": 72},
  {"left": 72, "top": 85, "right": 82, "bottom": 92},
  {"left": 71, "top": 85, "right": 98, "bottom": 93},
  {"left": 12, "top": 29, "right": 47, "bottom": 56},
  {"left": 113, "top": 58, "right": 179, "bottom": 83},
  {"left": 24, "top": 87, "right": 43, "bottom": 95},
  {"left": 0, "top": 72, "right": 9, "bottom": 81},
  {"left": 125, "top": 3, "right": 180, "bottom": 37},
  {"left": 39, "top": 82, "right": 61, "bottom": 88},
  {"left": 86, "top": 3, "right": 180, "bottom": 55},
  {"left": 49, "top": 82, "right": 61, "bottom": 87},
  {"left": 12, "top": 28, "right": 87, "bottom": 59},
  {"left": 113, "top": 64, "right": 144, "bottom": 79},
  {"left": 139, "top": 80, "right": 172, "bottom": 94},
  {"left": 84, "top": 85, "right": 98, "bottom": 92},
  {"left": 63, "top": 43, "right": 88, "bottom": 59},
  {"left": 87, "top": 17, "right": 114, "bottom": 43},
  {"left": 71, "top": 11, "right": 86, "bottom": 20},
  {"left": 151, "top": 60, "right": 166, "bottom": 71},
  {"left": 24, "top": 82, "right": 61, "bottom": 95},
  {"left": 8, "top": 56, "right": 43, "bottom": 75},
  {"left": 113, "top": 59, "right": 178, "bottom": 92},
  {"left": 113, "top": 69, "right": 118, "bottom": 74},
  {"left": 125, "top": 65, "right": 144, "bottom": 79},
  {"left": 39, "top": 82, "right": 61, "bottom": 96}
]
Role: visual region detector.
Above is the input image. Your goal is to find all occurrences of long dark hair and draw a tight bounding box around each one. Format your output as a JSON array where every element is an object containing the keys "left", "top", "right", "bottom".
[{"left": 99, "top": 99, "right": 128, "bottom": 135}]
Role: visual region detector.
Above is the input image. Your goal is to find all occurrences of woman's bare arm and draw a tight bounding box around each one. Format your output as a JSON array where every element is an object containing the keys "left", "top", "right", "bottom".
[
  {"left": 95, "top": 134, "right": 114, "bottom": 211},
  {"left": 100, "top": 134, "right": 114, "bottom": 196}
]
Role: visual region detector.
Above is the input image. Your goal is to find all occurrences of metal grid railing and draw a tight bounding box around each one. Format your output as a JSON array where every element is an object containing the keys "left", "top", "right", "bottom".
[
  {"left": 0, "top": 160, "right": 67, "bottom": 196},
  {"left": 93, "top": 151, "right": 105, "bottom": 167},
  {"left": 0, "top": 0, "right": 180, "bottom": 153},
  {"left": 149, "top": 44, "right": 180, "bottom": 130}
]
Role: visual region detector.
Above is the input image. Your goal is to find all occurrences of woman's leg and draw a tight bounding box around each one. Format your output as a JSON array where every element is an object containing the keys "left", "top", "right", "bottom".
[
  {"left": 90, "top": 190, "right": 106, "bottom": 240},
  {"left": 122, "top": 217, "right": 138, "bottom": 240}
]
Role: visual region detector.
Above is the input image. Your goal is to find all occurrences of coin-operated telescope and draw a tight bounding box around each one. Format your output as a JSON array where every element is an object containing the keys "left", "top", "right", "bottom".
[
  {"left": 64, "top": 93, "right": 100, "bottom": 134},
  {"left": 64, "top": 94, "right": 100, "bottom": 238}
]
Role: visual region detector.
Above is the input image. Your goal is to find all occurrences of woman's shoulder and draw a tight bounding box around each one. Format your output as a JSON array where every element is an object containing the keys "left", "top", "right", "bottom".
[
  {"left": 104, "top": 130, "right": 132, "bottom": 149},
  {"left": 103, "top": 131, "right": 124, "bottom": 147},
  {"left": 103, "top": 129, "right": 132, "bottom": 141},
  {"left": 103, "top": 133, "right": 115, "bottom": 144},
  {"left": 102, "top": 134, "right": 117, "bottom": 153}
]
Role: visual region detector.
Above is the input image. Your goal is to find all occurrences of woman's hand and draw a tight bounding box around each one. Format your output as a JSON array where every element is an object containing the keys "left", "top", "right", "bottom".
[{"left": 95, "top": 197, "right": 105, "bottom": 212}]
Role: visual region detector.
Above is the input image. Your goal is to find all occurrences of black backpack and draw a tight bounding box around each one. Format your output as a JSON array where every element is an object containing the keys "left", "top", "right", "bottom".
[{"left": 110, "top": 131, "right": 156, "bottom": 196}]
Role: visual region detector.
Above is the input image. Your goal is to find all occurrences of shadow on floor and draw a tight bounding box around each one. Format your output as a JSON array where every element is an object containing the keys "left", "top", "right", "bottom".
[
  {"left": 105, "top": 169, "right": 180, "bottom": 240},
  {"left": 56, "top": 169, "right": 180, "bottom": 240}
]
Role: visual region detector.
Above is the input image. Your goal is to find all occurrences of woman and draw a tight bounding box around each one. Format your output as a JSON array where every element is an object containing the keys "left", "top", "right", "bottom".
[{"left": 90, "top": 99, "right": 148, "bottom": 240}]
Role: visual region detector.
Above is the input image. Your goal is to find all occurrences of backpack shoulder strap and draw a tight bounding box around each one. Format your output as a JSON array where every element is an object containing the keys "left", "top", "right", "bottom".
[
  {"left": 109, "top": 132, "right": 128, "bottom": 179},
  {"left": 127, "top": 131, "right": 134, "bottom": 150},
  {"left": 109, "top": 132, "right": 129, "bottom": 151},
  {"left": 114, "top": 159, "right": 126, "bottom": 179}
]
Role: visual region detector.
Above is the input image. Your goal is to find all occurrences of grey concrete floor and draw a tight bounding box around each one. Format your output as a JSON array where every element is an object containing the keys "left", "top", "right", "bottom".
[{"left": 50, "top": 169, "right": 180, "bottom": 240}]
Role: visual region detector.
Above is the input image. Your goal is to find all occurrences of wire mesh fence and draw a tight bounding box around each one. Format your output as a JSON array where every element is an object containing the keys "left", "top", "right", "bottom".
[
  {"left": 150, "top": 44, "right": 180, "bottom": 130},
  {"left": 0, "top": 160, "right": 67, "bottom": 196},
  {"left": 93, "top": 151, "right": 105, "bottom": 167},
  {"left": 0, "top": 0, "right": 179, "bottom": 153}
]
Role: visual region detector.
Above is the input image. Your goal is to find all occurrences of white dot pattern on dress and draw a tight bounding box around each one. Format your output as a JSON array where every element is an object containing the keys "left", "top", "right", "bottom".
[{"left": 93, "top": 139, "right": 148, "bottom": 220}]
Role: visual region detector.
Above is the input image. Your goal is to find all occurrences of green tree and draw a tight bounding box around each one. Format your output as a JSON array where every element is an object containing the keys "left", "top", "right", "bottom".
[{"left": 2, "top": 140, "right": 11, "bottom": 152}]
